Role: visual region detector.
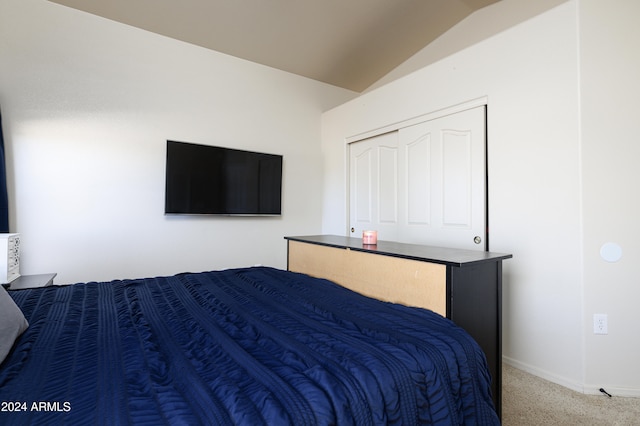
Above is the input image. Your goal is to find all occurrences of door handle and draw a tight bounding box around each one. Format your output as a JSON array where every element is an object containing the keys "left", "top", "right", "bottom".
[{"left": 474, "top": 236, "right": 482, "bottom": 244}]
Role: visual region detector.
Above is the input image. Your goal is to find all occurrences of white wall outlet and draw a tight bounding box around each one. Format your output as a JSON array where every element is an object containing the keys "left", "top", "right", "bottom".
[{"left": 594, "top": 314, "right": 608, "bottom": 334}]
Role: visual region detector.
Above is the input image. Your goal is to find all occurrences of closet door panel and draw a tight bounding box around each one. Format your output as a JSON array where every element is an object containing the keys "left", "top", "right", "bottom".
[{"left": 349, "top": 105, "right": 485, "bottom": 251}]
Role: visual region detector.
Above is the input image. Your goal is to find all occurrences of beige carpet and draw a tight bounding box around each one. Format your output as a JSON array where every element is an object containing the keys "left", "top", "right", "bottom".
[{"left": 502, "top": 364, "right": 640, "bottom": 425}]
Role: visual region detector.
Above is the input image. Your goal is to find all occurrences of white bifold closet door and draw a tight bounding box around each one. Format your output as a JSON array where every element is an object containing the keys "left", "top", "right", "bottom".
[{"left": 349, "top": 106, "right": 486, "bottom": 251}]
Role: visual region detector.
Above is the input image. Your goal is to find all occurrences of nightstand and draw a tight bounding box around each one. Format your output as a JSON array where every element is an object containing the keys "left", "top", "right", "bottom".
[{"left": 6, "top": 273, "right": 57, "bottom": 290}]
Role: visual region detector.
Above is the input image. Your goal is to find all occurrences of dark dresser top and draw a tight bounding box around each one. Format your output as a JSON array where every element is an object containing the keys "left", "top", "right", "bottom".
[{"left": 285, "top": 235, "right": 512, "bottom": 267}]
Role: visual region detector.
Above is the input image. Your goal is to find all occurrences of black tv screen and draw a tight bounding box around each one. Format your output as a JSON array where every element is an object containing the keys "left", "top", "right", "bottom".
[{"left": 165, "top": 140, "right": 283, "bottom": 215}]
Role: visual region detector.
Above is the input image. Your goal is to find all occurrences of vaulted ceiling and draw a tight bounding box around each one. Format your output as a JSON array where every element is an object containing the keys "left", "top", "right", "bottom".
[{"left": 47, "top": 0, "right": 500, "bottom": 92}]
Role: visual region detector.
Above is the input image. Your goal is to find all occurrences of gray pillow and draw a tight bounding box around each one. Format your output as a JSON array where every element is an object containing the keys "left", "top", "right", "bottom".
[{"left": 0, "top": 285, "right": 29, "bottom": 364}]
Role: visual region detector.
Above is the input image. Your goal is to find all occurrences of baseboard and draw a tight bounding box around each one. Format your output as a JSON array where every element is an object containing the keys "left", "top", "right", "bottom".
[
  {"left": 503, "top": 356, "right": 640, "bottom": 397},
  {"left": 503, "top": 356, "right": 585, "bottom": 393},
  {"left": 582, "top": 384, "right": 640, "bottom": 398}
]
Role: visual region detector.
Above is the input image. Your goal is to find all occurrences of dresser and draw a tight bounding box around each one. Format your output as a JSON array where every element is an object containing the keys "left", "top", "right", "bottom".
[{"left": 285, "top": 234, "right": 512, "bottom": 415}]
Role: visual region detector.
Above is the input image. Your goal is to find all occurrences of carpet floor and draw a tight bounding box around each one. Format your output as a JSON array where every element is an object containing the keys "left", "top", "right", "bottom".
[{"left": 502, "top": 364, "right": 640, "bottom": 425}]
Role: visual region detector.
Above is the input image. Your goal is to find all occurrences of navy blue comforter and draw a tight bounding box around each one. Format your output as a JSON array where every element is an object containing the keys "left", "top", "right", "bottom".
[{"left": 0, "top": 267, "right": 499, "bottom": 425}]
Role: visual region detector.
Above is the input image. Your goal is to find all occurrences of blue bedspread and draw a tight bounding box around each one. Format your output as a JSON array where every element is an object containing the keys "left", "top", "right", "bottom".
[{"left": 0, "top": 267, "right": 499, "bottom": 425}]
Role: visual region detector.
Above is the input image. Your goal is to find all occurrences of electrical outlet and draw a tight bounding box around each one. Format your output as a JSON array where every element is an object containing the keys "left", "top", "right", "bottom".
[{"left": 594, "top": 314, "right": 608, "bottom": 334}]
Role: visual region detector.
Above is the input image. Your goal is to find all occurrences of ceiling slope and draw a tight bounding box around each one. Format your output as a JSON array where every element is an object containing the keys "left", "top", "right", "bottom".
[{"left": 47, "top": 0, "right": 500, "bottom": 92}]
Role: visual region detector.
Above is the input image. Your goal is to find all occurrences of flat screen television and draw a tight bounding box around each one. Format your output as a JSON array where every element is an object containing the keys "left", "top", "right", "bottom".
[{"left": 165, "top": 140, "right": 283, "bottom": 215}]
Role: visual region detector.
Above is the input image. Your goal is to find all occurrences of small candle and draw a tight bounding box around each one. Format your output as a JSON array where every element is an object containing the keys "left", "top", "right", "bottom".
[{"left": 362, "top": 230, "right": 378, "bottom": 245}]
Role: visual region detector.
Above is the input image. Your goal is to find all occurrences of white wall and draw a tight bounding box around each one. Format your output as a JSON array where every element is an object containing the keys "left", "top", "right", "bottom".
[
  {"left": 322, "top": 0, "right": 586, "bottom": 392},
  {"left": 0, "top": 0, "right": 356, "bottom": 284},
  {"left": 579, "top": 0, "right": 640, "bottom": 395}
]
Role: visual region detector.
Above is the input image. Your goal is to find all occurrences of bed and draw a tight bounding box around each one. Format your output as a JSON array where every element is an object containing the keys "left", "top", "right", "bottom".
[{"left": 1, "top": 266, "right": 499, "bottom": 425}]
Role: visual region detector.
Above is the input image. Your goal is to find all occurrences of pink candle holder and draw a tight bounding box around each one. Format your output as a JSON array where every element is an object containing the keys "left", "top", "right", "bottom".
[{"left": 362, "top": 230, "right": 378, "bottom": 245}]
